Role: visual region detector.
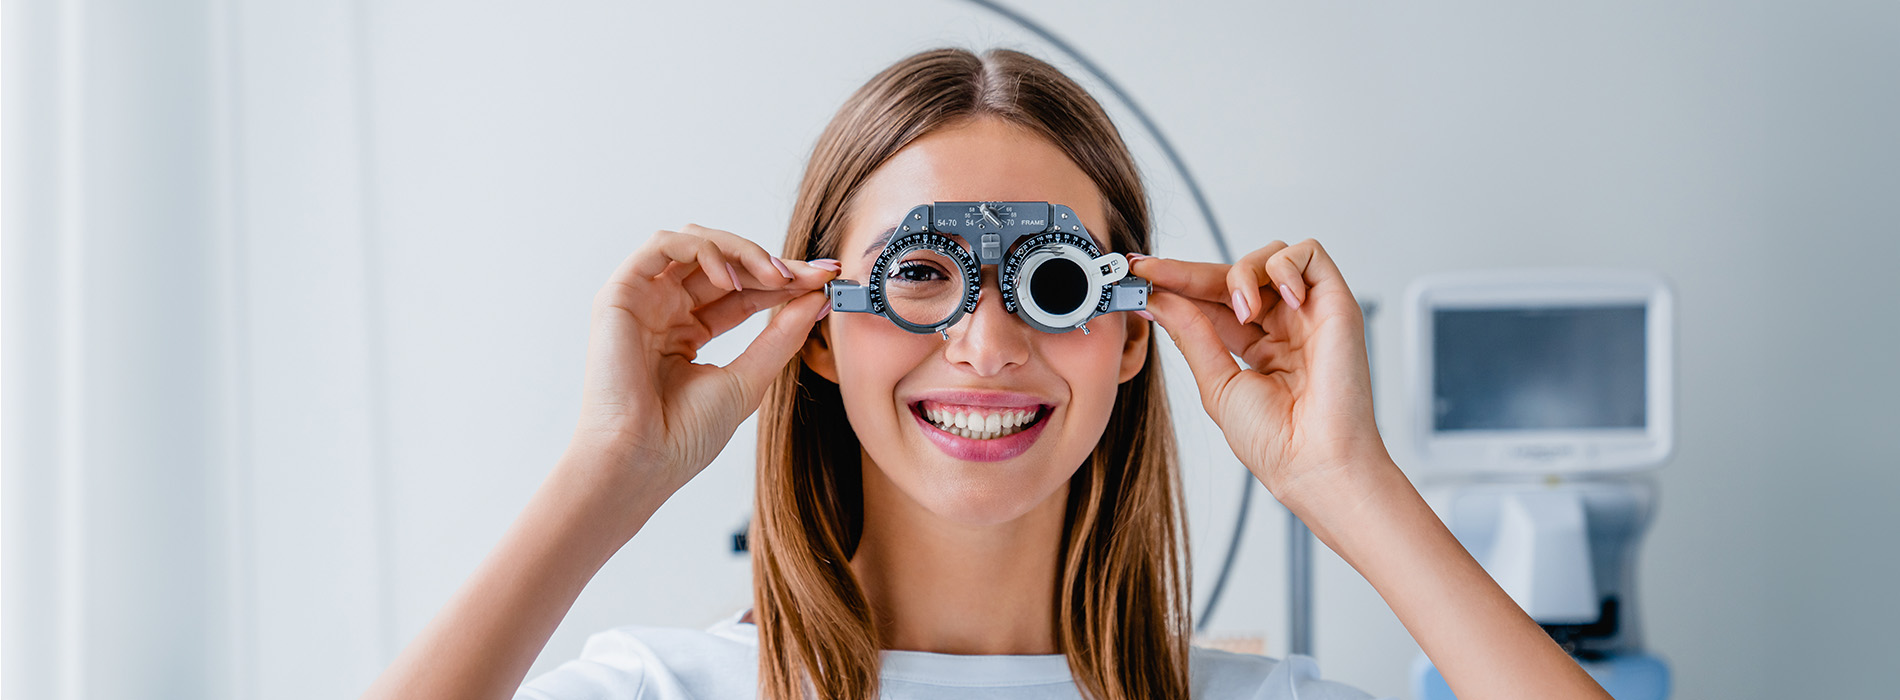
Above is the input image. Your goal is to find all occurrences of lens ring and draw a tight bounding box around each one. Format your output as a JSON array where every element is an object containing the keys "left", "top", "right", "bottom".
[
  {"left": 1002, "top": 232, "right": 1113, "bottom": 333},
  {"left": 1018, "top": 249, "right": 1097, "bottom": 329},
  {"left": 869, "top": 232, "right": 980, "bottom": 334}
]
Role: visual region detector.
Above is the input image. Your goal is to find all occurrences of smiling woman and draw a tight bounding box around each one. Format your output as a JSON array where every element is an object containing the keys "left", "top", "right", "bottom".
[
  {"left": 755, "top": 49, "right": 1192, "bottom": 700},
  {"left": 358, "top": 45, "right": 1613, "bottom": 700}
]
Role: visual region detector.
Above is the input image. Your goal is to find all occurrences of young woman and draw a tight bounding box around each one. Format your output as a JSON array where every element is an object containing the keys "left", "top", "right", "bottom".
[{"left": 360, "top": 48, "right": 1611, "bottom": 700}]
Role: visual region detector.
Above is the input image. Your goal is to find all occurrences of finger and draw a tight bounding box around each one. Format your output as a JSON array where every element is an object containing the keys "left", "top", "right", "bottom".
[
  {"left": 1144, "top": 290, "right": 1246, "bottom": 411},
  {"left": 596, "top": 247, "right": 684, "bottom": 316},
  {"left": 1264, "top": 240, "right": 1320, "bottom": 310},
  {"left": 1227, "top": 241, "right": 1292, "bottom": 323},
  {"left": 782, "top": 257, "right": 843, "bottom": 283},
  {"left": 694, "top": 287, "right": 808, "bottom": 339},
  {"left": 681, "top": 224, "right": 798, "bottom": 290},
  {"left": 627, "top": 228, "right": 737, "bottom": 291},
  {"left": 1128, "top": 257, "right": 1234, "bottom": 303},
  {"left": 1184, "top": 295, "right": 1269, "bottom": 358},
  {"left": 725, "top": 291, "right": 830, "bottom": 408},
  {"left": 682, "top": 257, "right": 835, "bottom": 307}
]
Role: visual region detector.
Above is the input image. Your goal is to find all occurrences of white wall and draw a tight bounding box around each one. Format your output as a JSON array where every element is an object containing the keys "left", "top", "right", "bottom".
[{"left": 6, "top": 1, "right": 1896, "bottom": 699}]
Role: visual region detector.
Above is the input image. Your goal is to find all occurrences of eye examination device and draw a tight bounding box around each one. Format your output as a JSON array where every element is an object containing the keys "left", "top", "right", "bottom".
[
  {"left": 1404, "top": 269, "right": 1674, "bottom": 700},
  {"left": 824, "top": 201, "right": 1150, "bottom": 337}
]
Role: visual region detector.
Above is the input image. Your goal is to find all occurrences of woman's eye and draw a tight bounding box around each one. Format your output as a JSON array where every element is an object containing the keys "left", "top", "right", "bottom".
[{"left": 889, "top": 261, "right": 948, "bottom": 283}]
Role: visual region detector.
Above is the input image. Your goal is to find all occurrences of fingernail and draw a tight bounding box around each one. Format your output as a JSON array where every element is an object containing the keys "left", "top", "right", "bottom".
[
  {"left": 726, "top": 262, "right": 742, "bottom": 291},
  {"left": 1232, "top": 290, "right": 1251, "bottom": 324},
  {"left": 1279, "top": 284, "right": 1300, "bottom": 310},
  {"left": 815, "top": 301, "right": 832, "bottom": 322},
  {"left": 1126, "top": 252, "right": 1148, "bottom": 261},
  {"left": 771, "top": 257, "right": 794, "bottom": 280},
  {"left": 1135, "top": 309, "right": 1155, "bottom": 321},
  {"left": 806, "top": 258, "right": 841, "bottom": 273}
]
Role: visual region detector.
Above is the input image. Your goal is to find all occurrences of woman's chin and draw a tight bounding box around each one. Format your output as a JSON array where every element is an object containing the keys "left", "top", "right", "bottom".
[{"left": 910, "top": 473, "right": 1070, "bottom": 527}]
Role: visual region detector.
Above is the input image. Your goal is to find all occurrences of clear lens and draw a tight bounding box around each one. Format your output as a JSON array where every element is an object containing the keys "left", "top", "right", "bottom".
[{"left": 884, "top": 248, "right": 965, "bottom": 327}]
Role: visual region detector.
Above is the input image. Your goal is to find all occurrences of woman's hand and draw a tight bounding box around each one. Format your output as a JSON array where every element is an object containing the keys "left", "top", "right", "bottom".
[
  {"left": 1137, "top": 243, "right": 1615, "bottom": 700},
  {"left": 573, "top": 224, "right": 836, "bottom": 498},
  {"left": 1130, "top": 239, "right": 1389, "bottom": 510},
  {"left": 361, "top": 225, "right": 836, "bottom": 700}
]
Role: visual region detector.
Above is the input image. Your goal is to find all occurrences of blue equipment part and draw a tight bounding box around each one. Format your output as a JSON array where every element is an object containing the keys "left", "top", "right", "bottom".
[{"left": 1411, "top": 651, "right": 1671, "bottom": 700}]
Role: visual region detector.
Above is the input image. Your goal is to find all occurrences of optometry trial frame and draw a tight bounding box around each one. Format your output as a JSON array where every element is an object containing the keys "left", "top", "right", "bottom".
[{"left": 823, "top": 201, "right": 1151, "bottom": 338}]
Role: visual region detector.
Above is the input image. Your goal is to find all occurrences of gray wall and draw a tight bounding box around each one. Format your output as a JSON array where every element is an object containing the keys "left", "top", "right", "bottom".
[{"left": 6, "top": 1, "right": 1895, "bottom": 698}]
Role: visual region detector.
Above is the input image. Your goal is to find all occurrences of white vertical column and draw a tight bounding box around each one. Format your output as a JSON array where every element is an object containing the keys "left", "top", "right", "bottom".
[
  {"left": 229, "top": 1, "right": 392, "bottom": 698},
  {"left": 207, "top": 0, "right": 252, "bottom": 696},
  {"left": 6, "top": 0, "right": 233, "bottom": 698},
  {"left": 3, "top": 1, "right": 83, "bottom": 698},
  {"left": 7, "top": 1, "right": 393, "bottom": 698}
]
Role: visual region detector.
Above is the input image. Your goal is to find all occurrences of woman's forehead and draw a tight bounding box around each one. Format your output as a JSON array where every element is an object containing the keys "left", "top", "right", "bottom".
[{"left": 842, "top": 122, "right": 1112, "bottom": 257}]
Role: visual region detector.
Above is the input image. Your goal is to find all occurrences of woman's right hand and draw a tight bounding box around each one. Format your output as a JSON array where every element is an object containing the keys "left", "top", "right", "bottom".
[
  {"left": 360, "top": 227, "right": 835, "bottom": 700},
  {"left": 571, "top": 224, "right": 837, "bottom": 498}
]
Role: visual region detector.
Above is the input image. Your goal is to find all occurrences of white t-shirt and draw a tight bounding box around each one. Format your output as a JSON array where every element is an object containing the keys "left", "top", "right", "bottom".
[{"left": 518, "top": 609, "right": 1384, "bottom": 699}]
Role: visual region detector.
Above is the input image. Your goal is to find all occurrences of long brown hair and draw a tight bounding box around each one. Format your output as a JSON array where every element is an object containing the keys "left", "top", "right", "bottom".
[{"left": 753, "top": 47, "right": 1190, "bottom": 700}]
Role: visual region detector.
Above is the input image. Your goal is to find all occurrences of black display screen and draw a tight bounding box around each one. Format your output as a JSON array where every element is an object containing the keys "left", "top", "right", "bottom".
[{"left": 1433, "top": 306, "right": 1647, "bottom": 431}]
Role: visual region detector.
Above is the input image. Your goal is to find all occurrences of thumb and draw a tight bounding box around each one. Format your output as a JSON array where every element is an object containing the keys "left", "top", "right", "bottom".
[
  {"left": 1146, "top": 290, "right": 1245, "bottom": 412},
  {"left": 725, "top": 290, "right": 828, "bottom": 408}
]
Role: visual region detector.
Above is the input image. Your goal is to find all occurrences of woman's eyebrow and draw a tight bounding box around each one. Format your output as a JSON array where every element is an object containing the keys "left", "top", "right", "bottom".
[{"left": 861, "top": 226, "right": 898, "bottom": 259}]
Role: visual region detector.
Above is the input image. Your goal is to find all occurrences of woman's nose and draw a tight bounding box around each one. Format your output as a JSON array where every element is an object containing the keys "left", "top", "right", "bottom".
[{"left": 941, "top": 269, "right": 1032, "bottom": 376}]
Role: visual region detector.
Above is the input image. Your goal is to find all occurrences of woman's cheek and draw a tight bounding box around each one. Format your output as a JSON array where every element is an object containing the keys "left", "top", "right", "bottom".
[
  {"left": 1042, "top": 330, "right": 1125, "bottom": 434},
  {"left": 1047, "top": 327, "right": 1127, "bottom": 379},
  {"left": 831, "top": 317, "right": 935, "bottom": 425}
]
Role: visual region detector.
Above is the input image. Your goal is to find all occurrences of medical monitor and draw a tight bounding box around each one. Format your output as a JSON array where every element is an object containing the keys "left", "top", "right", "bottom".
[{"left": 1404, "top": 269, "right": 1674, "bottom": 475}]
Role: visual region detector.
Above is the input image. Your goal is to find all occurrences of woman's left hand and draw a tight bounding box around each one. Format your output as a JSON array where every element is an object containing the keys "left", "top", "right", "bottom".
[{"left": 1130, "top": 240, "right": 1391, "bottom": 509}]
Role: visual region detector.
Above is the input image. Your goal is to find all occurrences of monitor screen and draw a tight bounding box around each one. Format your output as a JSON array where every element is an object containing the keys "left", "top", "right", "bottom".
[{"left": 1433, "top": 306, "right": 1647, "bottom": 431}]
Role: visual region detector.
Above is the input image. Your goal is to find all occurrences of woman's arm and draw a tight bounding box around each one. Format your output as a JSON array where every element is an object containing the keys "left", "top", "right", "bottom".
[
  {"left": 357, "top": 443, "right": 667, "bottom": 700},
  {"left": 357, "top": 226, "right": 836, "bottom": 700},
  {"left": 1289, "top": 456, "right": 1606, "bottom": 699},
  {"left": 1132, "top": 245, "right": 1609, "bottom": 700}
]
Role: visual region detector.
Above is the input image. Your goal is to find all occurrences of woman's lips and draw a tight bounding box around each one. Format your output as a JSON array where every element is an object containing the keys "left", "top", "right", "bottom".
[{"left": 909, "top": 402, "right": 1052, "bottom": 462}]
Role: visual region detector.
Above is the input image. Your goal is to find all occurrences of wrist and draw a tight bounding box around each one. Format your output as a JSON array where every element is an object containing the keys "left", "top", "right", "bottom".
[
  {"left": 1268, "top": 449, "right": 1410, "bottom": 537},
  {"left": 546, "top": 437, "right": 678, "bottom": 543}
]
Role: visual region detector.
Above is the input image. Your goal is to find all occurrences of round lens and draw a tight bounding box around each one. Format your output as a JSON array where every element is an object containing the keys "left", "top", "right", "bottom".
[
  {"left": 1027, "top": 256, "right": 1088, "bottom": 315},
  {"left": 883, "top": 248, "right": 965, "bottom": 327}
]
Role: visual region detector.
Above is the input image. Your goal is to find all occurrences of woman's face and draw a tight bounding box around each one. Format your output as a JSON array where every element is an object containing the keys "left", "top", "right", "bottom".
[{"left": 803, "top": 117, "right": 1149, "bottom": 526}]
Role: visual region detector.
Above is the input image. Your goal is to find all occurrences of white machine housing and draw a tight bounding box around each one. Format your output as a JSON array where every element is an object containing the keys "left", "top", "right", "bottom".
[
  {"left": 1404, "top": 268, "right": 1677, "bottom": 682},
  {"left": 1404, "top": 268, "right": 1675, "bottom": 476}
]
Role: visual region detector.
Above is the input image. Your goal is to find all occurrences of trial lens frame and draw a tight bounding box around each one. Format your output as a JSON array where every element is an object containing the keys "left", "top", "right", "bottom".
[{"left": 824, "top": 201, "right": 1151, "bottom": 338}]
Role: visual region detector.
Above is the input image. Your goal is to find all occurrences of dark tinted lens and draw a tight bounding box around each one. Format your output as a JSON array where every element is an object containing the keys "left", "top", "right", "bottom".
[{"left": 1027, "top": 257, "right": 1087, "bottom": 315}]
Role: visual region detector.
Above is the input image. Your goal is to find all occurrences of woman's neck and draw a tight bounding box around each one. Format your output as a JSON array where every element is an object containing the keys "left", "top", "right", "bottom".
[{"left": 847, "top": 454, "right": 1070, "bottom": 656}]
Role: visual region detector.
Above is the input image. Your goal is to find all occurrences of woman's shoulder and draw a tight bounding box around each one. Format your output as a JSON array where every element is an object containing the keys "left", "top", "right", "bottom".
[
  {"left": 515, "top": 610, "right": 758, "bottom": 700},
  {"left": 1189, "top": 646, "right": 1383, "bottom": 700}
]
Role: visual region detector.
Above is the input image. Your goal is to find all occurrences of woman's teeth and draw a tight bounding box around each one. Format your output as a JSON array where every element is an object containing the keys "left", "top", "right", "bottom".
[{"left": 920, "top": 403, "right": 1040, "bottom": 440}]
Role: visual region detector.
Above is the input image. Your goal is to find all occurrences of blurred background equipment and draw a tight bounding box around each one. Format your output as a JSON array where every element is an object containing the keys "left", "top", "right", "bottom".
[{"left": 1404, "top": 269, "right": 1675, "bottom": 700}]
